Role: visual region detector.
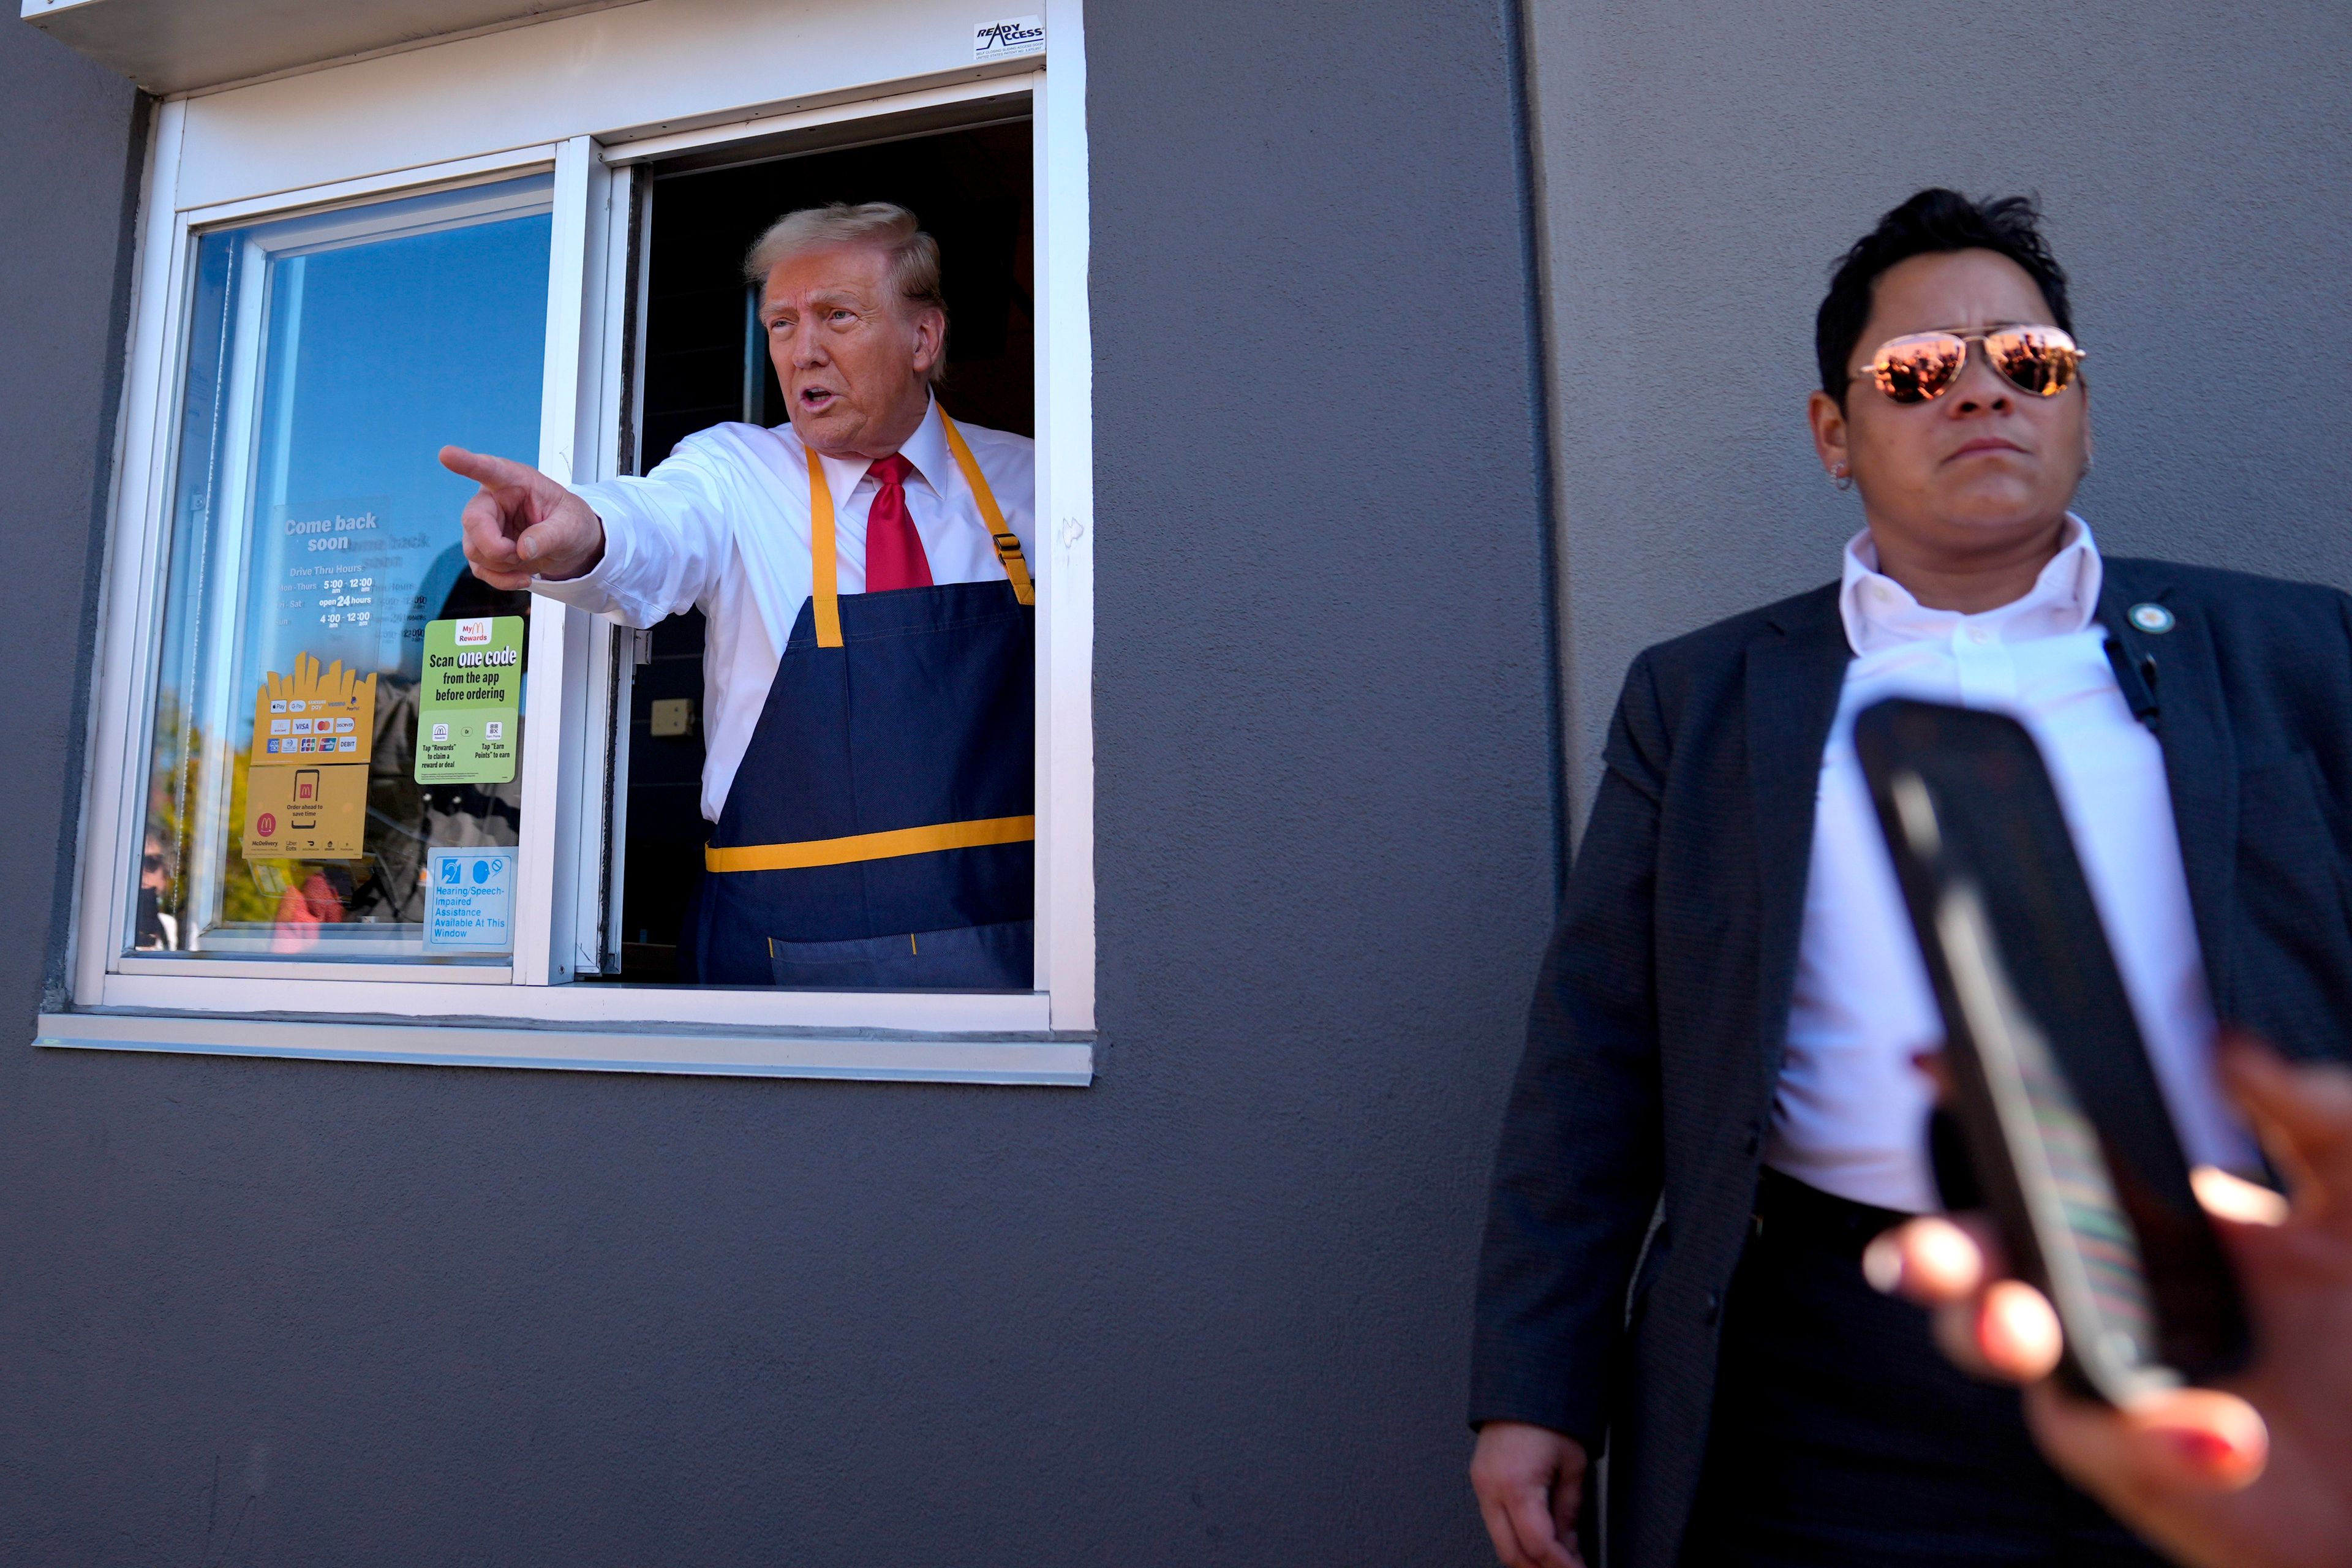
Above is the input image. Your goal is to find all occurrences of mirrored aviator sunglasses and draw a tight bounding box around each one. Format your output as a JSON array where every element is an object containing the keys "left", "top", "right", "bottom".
[{"left": 1855, "top": 325, "right": 2085, "bottom": 404}]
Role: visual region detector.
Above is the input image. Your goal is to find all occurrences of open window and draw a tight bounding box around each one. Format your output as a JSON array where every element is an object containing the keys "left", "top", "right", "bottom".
[
  {"left": 51, "top": 2, "right": 1094, "bottom": 1082},
  {"left": 609, "top": 115, "right": 1036, "bottom": 985}
]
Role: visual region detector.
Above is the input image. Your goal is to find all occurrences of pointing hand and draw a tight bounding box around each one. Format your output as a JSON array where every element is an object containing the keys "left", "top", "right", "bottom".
[{"left": 439, "top": 446, "right": 605, "bottom": 589}]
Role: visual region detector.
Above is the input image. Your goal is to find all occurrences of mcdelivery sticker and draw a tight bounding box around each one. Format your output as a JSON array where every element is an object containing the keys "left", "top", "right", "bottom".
[{"left": 242, "top": 652, "right": 377, "bottom": 859}]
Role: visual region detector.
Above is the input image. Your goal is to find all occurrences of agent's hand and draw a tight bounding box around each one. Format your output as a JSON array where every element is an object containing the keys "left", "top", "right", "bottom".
[
  {"left": 1868, "top": 1039, "right": 2352, "bottom": 1568},
  {"left": 1471, "top": 1421, "right": 1588, "bottom": 1568},
  {"left": 440, "top": 446, "right": 605, "bottom": 589}
]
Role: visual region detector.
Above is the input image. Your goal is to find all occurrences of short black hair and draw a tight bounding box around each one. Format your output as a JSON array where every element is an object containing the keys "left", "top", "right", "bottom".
[{"left": 1816, "top": 189, "right": 2073, "bottom": 403}]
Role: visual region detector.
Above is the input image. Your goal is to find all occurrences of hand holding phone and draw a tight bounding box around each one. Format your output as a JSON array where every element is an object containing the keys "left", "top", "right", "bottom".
[
  {"left": 1868, "top": 1041, "right": 2352, "bottom": 1568},
  {"left": 1854, "top": 697, "right": 2252, "bottom": 1403}
]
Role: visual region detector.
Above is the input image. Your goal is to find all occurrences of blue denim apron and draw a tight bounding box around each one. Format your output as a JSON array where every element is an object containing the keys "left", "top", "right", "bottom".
[{"left": 685, "top": 413, "right": 1035, "bottom": 989}]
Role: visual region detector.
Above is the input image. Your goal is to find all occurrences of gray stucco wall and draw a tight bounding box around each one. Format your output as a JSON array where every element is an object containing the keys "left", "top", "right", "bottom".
[
  {"left": 1528, "top": 1, "right": 2352, "bottom": 809},
  {"left": 0, "top": 2, "right": 1555, "bottom": 1564},
  {"left": 0, "top": 11, "right": 146, "bottom": 1547},
  {"left": 1, "top": 25, "right": 143, "bottom": 998}
]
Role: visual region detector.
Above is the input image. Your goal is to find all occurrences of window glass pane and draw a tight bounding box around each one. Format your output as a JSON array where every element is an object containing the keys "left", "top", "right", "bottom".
[{"left": 138, "top": 176, "right": 552, "bottom": 962}]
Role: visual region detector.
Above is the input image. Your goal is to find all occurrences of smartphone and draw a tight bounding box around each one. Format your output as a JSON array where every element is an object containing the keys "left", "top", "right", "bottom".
[{"left": 1853, "top": 697, "right": 2251, "bottom": 1403}]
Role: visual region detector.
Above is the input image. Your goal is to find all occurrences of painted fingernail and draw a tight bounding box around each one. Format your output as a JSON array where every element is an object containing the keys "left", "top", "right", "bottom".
[{"left": 2159, "top": 1425, "right": 2237, "bottom": 1469}]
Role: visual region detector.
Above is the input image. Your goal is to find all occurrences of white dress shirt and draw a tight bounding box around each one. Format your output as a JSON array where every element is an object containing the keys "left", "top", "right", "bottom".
[
  {"left": 1768, "top": 517, "right": 2258, "bottom": 1213},
  {"left": 535, "top": 399, "right": 1036, "bottom": 821}
]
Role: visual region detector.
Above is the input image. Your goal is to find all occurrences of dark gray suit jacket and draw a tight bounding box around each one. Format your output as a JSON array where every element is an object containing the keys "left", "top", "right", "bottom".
[{"left": 1471, "top": 557, "right": 2352, "bottom": 1568}]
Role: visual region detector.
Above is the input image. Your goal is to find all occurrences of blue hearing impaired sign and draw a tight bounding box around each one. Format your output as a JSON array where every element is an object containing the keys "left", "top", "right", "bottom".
[{"left": 423, "top": 846, "right": 516, "bottom": 952}]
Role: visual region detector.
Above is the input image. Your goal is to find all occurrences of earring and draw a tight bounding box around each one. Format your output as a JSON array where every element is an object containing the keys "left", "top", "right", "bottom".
[{"left": 1829, "top": 461, "right": 1855, "bottom": 492}]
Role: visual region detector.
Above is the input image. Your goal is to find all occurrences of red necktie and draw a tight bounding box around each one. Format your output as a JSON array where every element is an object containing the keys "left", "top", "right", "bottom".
[{"left": 862, "top": 453, "right": 933, "bottom": 592}]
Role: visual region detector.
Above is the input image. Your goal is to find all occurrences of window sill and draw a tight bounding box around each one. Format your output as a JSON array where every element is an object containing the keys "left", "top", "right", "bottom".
[
  {"left": 91, "top": 971, "right": 1055, "bottom": 1033},
  {"left": 36, "top": 1009, "right": 1093, "bottom": 1085}
]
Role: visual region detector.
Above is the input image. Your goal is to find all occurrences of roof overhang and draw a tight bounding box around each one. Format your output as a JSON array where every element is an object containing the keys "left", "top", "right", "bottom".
[{"left": 21, "top": 0, "right": 649, "bottom": 94}]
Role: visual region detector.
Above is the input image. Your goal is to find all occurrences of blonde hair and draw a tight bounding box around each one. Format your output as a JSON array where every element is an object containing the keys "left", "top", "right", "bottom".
[{"left": 744, "top": 202, "right": 948, "bottom": 382}]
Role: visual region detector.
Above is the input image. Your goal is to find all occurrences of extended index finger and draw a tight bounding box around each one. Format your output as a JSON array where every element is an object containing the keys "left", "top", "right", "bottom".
[{"left": 439, "top": 445, "right": 537, "bottom": 491}]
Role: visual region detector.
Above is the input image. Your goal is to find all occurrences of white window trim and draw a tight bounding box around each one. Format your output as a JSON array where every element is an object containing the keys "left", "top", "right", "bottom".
[
  {"left": 53, "top": 4, "right": 1095, "bottom": 1083},
  {"left": 34, "top": 1009, "right": 1091, "bottom": 1086}
]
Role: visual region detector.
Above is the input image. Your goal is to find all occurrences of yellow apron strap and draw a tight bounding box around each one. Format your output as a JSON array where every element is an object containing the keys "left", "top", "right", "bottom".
[
  {"left": 805, "top": 445, "right": 844, "bottom": 648},
  {"left": 940, "top": 411, "right": 1036, "bottom": 607},
  {"left": 804, "top": 413, "right": 1029, "bottom": 646},
  {"left": 706, "top": 813, "right": 1035, "bottom": 873}
]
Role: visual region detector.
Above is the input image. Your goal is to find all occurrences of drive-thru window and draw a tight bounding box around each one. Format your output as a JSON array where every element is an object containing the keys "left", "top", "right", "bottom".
[{"left": 46, "top": 1, "right": 1095, "bottom": 1082}]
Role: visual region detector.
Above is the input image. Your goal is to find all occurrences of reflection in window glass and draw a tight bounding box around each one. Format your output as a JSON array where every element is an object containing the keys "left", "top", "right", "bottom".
[{"left": 138, "top": 177, "right": 551, "bottom": 962}]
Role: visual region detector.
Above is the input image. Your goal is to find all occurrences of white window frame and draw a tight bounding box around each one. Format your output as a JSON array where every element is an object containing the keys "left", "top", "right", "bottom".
[{"left": 47, "top": 0, "right": 1095, "bottom": 1085}]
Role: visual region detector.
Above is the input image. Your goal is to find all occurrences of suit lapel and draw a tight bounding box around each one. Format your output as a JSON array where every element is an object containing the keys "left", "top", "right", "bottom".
[
  {"left": 2097, "top": 566, "right": 2240, "bottom": 1016},
  {"left": 1746, "top": 586, "right": 1852, "bottom": 1083}
]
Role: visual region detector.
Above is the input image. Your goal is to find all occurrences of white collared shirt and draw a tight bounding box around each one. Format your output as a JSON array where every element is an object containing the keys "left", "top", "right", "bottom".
[
  {"left": 533, "top": 399, "right": 1036, "bottom": 821},
  {"left": 1769, "top": 516, "right": 2257, "bottom": 1212}
]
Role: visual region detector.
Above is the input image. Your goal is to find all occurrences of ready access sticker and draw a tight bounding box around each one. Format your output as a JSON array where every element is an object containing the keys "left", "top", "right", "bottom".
[
  {"left": 416, "top": 616, "right": 524, "bottom": 785},
  {"left": 423, "top": 846, "right": 516, "bottom": 953},
  {"left": 973, "top": 14, "right": 1043, "bottom": 59}
]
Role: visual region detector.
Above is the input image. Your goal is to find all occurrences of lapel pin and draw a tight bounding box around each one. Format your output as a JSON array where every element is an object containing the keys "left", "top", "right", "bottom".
[{"left": 2128, "top": 603, "right": 2175, "bottom": 634}]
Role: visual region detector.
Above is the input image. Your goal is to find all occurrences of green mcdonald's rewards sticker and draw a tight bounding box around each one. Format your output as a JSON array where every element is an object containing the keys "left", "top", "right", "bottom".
[{"left": 416, "top": 616, "right": 524, "bottom": 784}]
